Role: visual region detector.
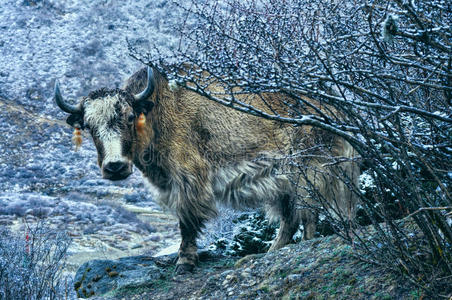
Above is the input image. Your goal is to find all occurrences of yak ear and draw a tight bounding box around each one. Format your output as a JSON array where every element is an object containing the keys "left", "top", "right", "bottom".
[
  {"left": 132, "top": 99, "right": 154, "bottom": 115},
  {"left": 66, "top": 113, "right": 84, "bottom": 129}
]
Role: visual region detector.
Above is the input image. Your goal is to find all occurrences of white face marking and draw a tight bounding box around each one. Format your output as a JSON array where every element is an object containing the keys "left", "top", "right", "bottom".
[
  {"left": 100, "top": 132, "right": 125, "bottom": 166},
  {"left": 84, "top": 95, "right": 119, "bottom": 128},
  {"left": 84, "top": 95, "right": 128, "bottom": 167}
]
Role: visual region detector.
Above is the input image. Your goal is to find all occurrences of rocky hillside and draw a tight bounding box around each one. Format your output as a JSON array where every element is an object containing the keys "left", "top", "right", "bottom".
[{"left": 74, "top": 235, "right": 416, "bottom": 300}]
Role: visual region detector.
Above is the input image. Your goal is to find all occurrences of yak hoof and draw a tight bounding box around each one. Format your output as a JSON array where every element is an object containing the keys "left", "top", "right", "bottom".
[{"left": 175, "top": 263, "right": 194, "bottom": 275}]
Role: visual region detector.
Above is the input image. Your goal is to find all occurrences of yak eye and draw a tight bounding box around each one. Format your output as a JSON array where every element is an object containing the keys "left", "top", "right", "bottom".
[{"left": 127, "top": 114, "right": 135, "bottom": 124}]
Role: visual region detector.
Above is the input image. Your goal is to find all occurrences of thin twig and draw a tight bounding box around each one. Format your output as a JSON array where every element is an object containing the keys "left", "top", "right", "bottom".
[{"left": 404, "top": 207, "right": 452, "bottom": 221}]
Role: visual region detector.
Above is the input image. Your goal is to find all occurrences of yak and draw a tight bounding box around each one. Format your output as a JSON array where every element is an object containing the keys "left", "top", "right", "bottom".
[{"left": 54, "top": 66, "right": 359, "bottom": 274}]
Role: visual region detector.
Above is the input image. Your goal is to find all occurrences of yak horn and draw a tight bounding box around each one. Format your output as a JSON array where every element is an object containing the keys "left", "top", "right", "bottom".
[
  {"left": 133, "top": 66, "right": 155, "bottom": 102},
  {"left": 54, "top": 81, "right": 81, "bottom": 114}
]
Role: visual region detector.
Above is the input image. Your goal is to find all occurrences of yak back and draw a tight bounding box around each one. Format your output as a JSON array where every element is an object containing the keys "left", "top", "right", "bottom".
[{"left": 122, "top": 67, "right": 341, "bottom": 169}]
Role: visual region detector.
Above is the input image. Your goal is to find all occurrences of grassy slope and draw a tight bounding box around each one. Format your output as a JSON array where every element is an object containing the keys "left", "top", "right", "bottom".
[{"left": 106, "top": 236, "right": 420, "bottom": 300}]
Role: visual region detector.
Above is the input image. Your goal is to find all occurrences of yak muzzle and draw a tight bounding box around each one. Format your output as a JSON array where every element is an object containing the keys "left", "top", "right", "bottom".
[{"left": 102, "top": 161, "right": 132, "bottom": 181}]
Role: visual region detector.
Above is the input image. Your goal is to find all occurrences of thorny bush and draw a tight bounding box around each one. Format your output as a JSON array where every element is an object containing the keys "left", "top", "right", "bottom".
[
  {"left": 130, "top": 0, "right": 452, "bottom": 296},
  {"left": 0, "top": 223, "right": 71, "bottom": 300}
]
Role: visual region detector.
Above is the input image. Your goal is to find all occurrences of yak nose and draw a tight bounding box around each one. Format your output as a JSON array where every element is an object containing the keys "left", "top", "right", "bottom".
[
  {"left": 104, "top": 162, "right": 127, "bottom": 173},
  {"left": 102, "top": 161, "right": 131, "bottom": 180}
]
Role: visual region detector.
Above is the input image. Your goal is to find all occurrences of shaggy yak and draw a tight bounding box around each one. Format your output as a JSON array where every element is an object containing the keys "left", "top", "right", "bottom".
[{"left": 55, "top": 66, "right": 359, "bottom": 274}]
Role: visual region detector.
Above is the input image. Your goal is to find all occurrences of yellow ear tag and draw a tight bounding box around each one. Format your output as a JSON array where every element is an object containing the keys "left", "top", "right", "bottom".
[
  {"left": 72, "top": 127, "right": 82, "bottom": 151},
  {"left": 136, "top": 113, "right": 146, "bottom": 134}
]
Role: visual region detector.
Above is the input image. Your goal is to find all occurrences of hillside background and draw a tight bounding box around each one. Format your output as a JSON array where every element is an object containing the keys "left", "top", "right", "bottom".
[
  {"left": 0, "top": 0, "right": 449, "bottom": 299},
  {"left": 0, "top": 0, "right": 186, "bottom": 280}
]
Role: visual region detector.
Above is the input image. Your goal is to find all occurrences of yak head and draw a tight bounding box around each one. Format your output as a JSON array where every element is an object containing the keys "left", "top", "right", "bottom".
[{"left": 54, "top": 67, "right": 155, "bottom": 181}]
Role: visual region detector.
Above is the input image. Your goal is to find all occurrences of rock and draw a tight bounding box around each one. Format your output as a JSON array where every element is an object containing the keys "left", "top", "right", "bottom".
[
  {"left": 74, "top": 255, "right": 172, "bottom": 298},
  {"left": 131, "top": 243, "right": 143, "bottom": 249}
]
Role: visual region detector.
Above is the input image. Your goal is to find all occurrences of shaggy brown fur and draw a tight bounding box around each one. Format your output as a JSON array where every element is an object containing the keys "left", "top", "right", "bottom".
[
  {"left": 58, "top": 67, "right": 359, "bottom": 274},
  {"left": 125, "top": 68, "right": 359, "bottom": 265}
]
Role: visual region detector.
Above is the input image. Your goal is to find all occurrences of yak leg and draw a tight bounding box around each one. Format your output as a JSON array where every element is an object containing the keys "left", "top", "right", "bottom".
[
  {"left": 175, "top": 221, "right": 199, "bottom": 274},
  {"left": 300, "top": 209, "right": 318, "bottom": 240},
  {"left": 269, "top": 194, "right": 300, "bottom": 251},
  {"left": 169, "top": 148, "right": 217, "bottom": 274}
]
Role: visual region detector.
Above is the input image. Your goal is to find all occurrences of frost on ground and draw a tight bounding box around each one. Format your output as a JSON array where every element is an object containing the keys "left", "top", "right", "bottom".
[
  {"left": 0, "top": 0, "right": 185, "bottom": 277},
  {"left": 0, "top": 0, "right": 180, "bottom": 115},
  {"left": 0, "top": 97, "right": 180, "bottom": 275}
]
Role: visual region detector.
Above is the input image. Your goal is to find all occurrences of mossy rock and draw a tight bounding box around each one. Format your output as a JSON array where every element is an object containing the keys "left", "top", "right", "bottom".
[{"left": 74, "top": 255, "right": 170, "bottom": 298}]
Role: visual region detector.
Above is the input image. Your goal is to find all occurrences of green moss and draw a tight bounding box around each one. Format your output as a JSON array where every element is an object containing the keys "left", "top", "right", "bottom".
[
  {"left": 259, "top": 285, "right": 270, "bottom": 293},
  {"left": 344, "top": 285, "right": 353, "bottom": 295},
  {"left": 409, "top": 289, "right": 422, "bottom": 299},
  {"left": 234, "top": 253, "right": 263, "bottom": 268},
  {"left": 331, "top": 268, "right": 353, "bottom": 288},
  {"left": 373, "top": 292, "right": 392, "bottom": 299},
  {"left": 305, "top": 291, "right": 318, "bottom": 300},
  {"left": 111, "top": 264, "right": 177, "bottom": 298},
  {"left": 221, "top": 258, "right": 237, "bottom": 268},
  {"left": 277, "top": 269, "right": 290, "bottom": 279},
  {"left": 74, "top": 268, "right": 89, "bottom": 298},
  {"left": 317, "top": 255, "right": 330, "bottom": 265},
  {"left": 111, "top": 285, "right": 155, "bottom": 298}
]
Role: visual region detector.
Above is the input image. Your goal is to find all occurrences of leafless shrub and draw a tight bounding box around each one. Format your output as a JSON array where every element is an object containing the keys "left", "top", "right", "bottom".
[
  {"left": 0, "top": 222, "right": 72, "bottom": 300},
  {"left": 130, "top": 0, "right": 451, "bottom": 296}
]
